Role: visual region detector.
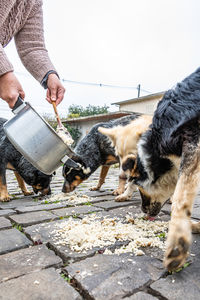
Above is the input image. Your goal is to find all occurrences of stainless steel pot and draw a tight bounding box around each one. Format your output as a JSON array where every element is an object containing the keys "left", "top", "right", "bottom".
[{"left": 3, "top": 97, "right": 79, "bottom": 175}]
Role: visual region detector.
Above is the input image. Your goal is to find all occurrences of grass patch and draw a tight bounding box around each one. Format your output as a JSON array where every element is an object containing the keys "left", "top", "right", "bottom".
[{"left": 12, "top": 223, "right": 23, "bottom": 232}]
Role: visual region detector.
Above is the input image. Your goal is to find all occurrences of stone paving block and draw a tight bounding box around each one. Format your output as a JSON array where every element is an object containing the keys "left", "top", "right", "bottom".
[
  {"left": 25, "top": 220, "right": 98, "bottom": 263},
  {"left": 190, "top": 234, "right": 200, "bottom": 260},
  {"left": 86, "top": 190, "right": 115, "bottom": 197},
  {"left": 0, "top": 198, "right": 38, "bottom": 209},
  {"left": 0, "top": 268, "right": 82, "bottom": 300},
  {"left": 9, "top": 211, "right": 57, "bottom": 226},
  {"left": 0, "top": 209, "right": 15, "bottom": 217},
  {"left": 93, "top": 200, "right": 136, "bottom": 210},
  {"left": 160, "top": 202, "right": 171, "bottom": 215},
  {"left": 124, "top": 292, "right": 159, "bottom": 299},
  {"left": 25, "top": 220, "right": 64, "bottom": 244},
  {"left": 0, "top": 217, "right": 12, "bottom": 230},
  {"left": 192, "top": 207, "right": 200, "bottom": 220},
  {"left": 0, "top": 228, "right": 32, "bottom": 255},
  {"left": 65, "top": 253, "right": 164, "bottom": 300},
  {"left": 51, "top": 205, "right": 102, "bottom": 217},
  {"left": 15, "top": 202, "right": 70, "bottom": 213},
  {"left": 150, "top": 259, "right": 200, "bottom": 300},
  {"left": 0, "top": 244, "right": 62, "bottom": 283}
]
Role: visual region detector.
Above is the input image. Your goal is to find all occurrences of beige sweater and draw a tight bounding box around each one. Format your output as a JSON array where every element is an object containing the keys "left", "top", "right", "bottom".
[{"left": 0, "top": 0, "right": 57, "bottom": 82}]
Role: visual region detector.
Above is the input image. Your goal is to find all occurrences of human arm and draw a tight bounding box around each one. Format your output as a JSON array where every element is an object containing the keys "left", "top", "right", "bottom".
[{"left": 14, "top": 0, "right": 65, "bottom": 104}]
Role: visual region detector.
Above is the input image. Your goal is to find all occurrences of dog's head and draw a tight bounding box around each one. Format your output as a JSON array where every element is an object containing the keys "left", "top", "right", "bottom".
[
  {"left": 62, "top": 155, "right": 91, "bottom": 193},
  {"left": 98, "top": 115, "right": 152, "bottom": 177},
  {"left": 132, "top": 137, "right": 178, "bottom": 217},
  {"left": 32, "top": 171, "right": 55, "bottom": 196}
]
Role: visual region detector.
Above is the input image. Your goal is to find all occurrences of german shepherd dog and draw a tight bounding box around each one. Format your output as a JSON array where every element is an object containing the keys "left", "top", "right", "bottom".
[
  {"left": 129, "top": 67, "right": 200, "bottom": 271},
  {"left": 0, "top": 118, "right": 53, "bottom": 202},
  {"left": 98, "top": 114, "right": 152, "bottom": 201},
  {"left": 62, "top": 114, "right": 141, "bottom": 195}
]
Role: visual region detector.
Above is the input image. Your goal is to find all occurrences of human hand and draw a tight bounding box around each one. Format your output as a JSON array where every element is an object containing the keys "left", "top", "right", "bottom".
[
  {"left": 0, "top": 72, "right": 25, "bottom": 108},
  {"left": 46, "top": 73, "right": 65, "bottom": 106}
]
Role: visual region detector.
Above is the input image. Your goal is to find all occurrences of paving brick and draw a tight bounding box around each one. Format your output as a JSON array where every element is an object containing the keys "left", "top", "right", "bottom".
[
  {"left": 93, "top": 200, "right": 136, "bottom": 210},
  {"left": 0, "top": 217, "right": 12, "bottom": 230},
  {"left": 0, "top": 268, "right": 82, "bottom": 300},
  {"left": 66, "top": 254, "right": 164, "bottom": 300},
  {"left": 151, "top": 259, "right": 200, "bottom": 300},
  {"left": 0, "top": 209, "right": 15, "bottom": 217},
  {"left": 0, "top": 198, "right": 38, "bottom": 209},
  {"left": 0, "top": 244, "right": 62, "bottom": 283},
  {"left": 24, "top": 220, "right": 97, "bottom": 263},
  {"left": 124, "top": 292, "right": 159, "bottom": 300},
  {"left": 51, "top": 205, "right": 102, "bottom": 217},
  {"left": 0, "top": 228, "right": 32, "bottom": 255},
  {"left": 9, "top": 211, "right": 57, "bottom": 226}
]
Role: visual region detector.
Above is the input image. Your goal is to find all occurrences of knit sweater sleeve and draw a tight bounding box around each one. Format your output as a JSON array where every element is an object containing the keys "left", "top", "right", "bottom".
[
  {"left": 0, "top": 43, "right": 14, "bottom": 76},
  {"left": 14, "top": 0, "right": 57, "bottom": 83}
]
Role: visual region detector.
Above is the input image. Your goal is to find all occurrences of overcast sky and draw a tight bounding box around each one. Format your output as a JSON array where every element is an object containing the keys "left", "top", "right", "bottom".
[{"left": 1, "top": 0, "right": 200, "bottom": 119}]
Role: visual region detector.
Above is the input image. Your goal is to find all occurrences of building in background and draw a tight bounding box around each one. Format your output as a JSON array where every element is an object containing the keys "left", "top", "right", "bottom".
[
  {"left": 63, "top": 91, "right": 165, "bottom": 142},
  {"left": 63, "top": 111, "right": 133, "bottom": 139},
  {"left": 112, "top": 91, "right": 164, "bottom": 115}
]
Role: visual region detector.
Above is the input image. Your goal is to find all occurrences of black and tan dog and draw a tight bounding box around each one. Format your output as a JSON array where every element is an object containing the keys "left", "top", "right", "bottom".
[
  {"left": 0, "top": 118, "right": 53, "bottom": 202},
  {"left": 62, "top": 114, "right": 141, "bottom": 195},
  {"left": 127, "top": 67, "right": 200, "bottom": 271},
  {"left": 98, "top": 114, "right": 152, "bottom": 201}
]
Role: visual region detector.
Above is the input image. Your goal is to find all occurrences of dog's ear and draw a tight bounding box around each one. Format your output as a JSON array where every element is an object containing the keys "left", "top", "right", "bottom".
[{"left": 98, "top": 127, "right": 118, "bottom": 144}]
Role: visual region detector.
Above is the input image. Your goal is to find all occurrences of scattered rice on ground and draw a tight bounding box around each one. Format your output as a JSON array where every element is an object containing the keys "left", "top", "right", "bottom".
[
  {"left": 41, "top": 192, "right": 92, "bottom": 205},
  {"left": 51, "top": 213, "right": 168, "bottom": 256}
]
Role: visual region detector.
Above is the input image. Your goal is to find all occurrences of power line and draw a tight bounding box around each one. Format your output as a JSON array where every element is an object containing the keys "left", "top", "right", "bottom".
[{"left": 15, "top": 71, "right": 152, "bottom": 94}]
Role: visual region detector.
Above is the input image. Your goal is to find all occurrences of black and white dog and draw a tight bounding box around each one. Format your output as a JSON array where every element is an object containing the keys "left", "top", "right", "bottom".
[{"left": 128, "top": 67, "right": 200, "bottom": 271}]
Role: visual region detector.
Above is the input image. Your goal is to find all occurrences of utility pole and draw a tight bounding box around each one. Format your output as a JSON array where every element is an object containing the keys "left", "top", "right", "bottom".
[{"left": 137, "top": 84, "right": 141, "bottom": 98}]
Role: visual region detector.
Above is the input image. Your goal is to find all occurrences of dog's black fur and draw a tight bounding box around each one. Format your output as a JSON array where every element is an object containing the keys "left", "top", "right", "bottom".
[
  {"left": 133, "top": 68, "right": 200, "bottom": 191},
  {"left": 62, "top": 113, "right": 141, "bottom": 193},
  {"left": 131, "top": 67, "right": 200, "bottom": 270},
  {"left": 0, "top": 118, "right": 53, "bottom": 201}
]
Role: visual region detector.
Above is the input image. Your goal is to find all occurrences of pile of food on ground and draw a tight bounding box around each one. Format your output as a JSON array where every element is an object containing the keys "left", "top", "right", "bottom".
[
  {"left": 51, "top": 213, "right": 168, "bottom": 256},
  {"left": 41, "top": 192, "right": 92, "bottom": 205}
]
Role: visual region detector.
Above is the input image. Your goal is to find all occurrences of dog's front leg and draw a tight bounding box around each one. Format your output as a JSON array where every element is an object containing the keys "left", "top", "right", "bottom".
[
  {"left": 113, "top": 170, "right": 127, "bottom": 196},
  {"left": 164, "top": 143, "right": 200, "bottom": 271},
  {"left": 115, "top": 180, "right": 137, "bottom": 201},
  {"left": 14, "top": 171, "right": 34, "bottom": 196},
  {"left": 90, "top": 165, "right": 110, "bottom": 191},
  {"left": 0, "top": 167, "right": 10, "bottom": 202}
]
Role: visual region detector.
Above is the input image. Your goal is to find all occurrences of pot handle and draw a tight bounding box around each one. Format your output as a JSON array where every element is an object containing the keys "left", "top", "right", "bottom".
[
  {"left": 12, "top": 96, "right": 26, "bottom": 114},
  {"left": 61, "top": 156, "right": 81, "bottom": 170}
]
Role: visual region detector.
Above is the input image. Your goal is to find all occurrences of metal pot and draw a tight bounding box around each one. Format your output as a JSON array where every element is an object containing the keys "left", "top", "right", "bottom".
[{"left": 3, "top": 97, "right": 79, "bottom": 175}]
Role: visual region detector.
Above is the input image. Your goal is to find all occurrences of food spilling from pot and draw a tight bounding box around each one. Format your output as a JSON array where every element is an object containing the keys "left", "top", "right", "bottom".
[{"left": 56, "top": 125, "right": 74, "bottom": 146}]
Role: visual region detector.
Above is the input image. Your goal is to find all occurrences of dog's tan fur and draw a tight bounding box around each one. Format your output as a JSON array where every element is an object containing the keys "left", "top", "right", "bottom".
[
  {"left": 99, "top": 115, "right": 152, "bottom": 201},
  {"left": 0, "top": 163, "right": 34, "bottom": 202}
]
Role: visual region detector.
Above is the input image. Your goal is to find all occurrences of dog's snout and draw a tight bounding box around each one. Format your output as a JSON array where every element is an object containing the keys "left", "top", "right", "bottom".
[{"left": 62, "top": 180, "right": 73, "bottom": 193}]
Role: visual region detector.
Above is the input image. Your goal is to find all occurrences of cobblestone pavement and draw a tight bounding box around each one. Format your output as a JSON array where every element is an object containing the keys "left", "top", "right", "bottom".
[{"left": 0, "top": 167, "right": 200, "bottom": 300}]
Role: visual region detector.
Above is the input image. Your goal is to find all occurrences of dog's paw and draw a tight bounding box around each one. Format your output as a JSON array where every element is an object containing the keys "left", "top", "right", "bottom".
[
  {"left": 164, "top": 218, "right": 191, "bottom": 271},
  {"left": 112, "top": 188, "right": 124, "bottom": 196},
  {"left": 115, "top": 194, "right": 130, "bottom": 202},
  {"left": 23, "top": 191, "right": 34, "bottom": 196},
  {"left": 90, "top": 186, "right": 100, "bottom": 191},
  {"left": 0, "top": 196, "right": 10, "bottom": 202}
]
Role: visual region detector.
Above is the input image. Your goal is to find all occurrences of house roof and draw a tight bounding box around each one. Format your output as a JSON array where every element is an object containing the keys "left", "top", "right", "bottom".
[
  {"left": 62, "top": 111, "right": 133, "bottom": 124},
  {"left": 112, "top": 91, "right": 165, "bottom": 106}
]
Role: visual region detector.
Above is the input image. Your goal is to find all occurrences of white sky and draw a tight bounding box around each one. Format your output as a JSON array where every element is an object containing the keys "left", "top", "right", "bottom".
[{"left": 1, "top": 0, "right": 200, "bottom": 119}]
